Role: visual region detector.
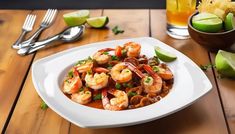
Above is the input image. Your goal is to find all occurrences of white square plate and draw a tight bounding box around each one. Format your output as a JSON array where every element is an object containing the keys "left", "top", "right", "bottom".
[{"left": 32, "top": 37, "right": 212, "bottom": 128}]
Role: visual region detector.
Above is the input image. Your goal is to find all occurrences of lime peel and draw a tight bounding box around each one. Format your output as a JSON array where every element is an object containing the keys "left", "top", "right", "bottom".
[
  {"left": 215, "top": 50, "right": 235, "bottom": 78},
  {"left": 86, "top": 16, "right": 109, "bottom": 28},
  {"left": 225, "top": 13, "right": 234, "bottom": 31},
  {"left": 154, "top": 46, "right": 177, "bottom": 62},
  {"left": 63, "top": 10, "right": 90, "bottom": 26}
]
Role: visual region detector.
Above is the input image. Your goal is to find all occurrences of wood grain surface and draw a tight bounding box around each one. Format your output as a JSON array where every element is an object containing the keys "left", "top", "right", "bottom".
[
  {"left": 0, "top": 10, "right": 33, "bottom": 132},
  {"left": 1, "top": 9, "right": 233, "bottom": 134}
]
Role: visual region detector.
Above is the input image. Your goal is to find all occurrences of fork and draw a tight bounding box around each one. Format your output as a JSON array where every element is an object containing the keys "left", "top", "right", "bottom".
[
  {"left": 18, "top": 9, "right": 58, "bottom": 49},
  {"left": 12, "top": 14, "right": 36, "bottom": 49}
]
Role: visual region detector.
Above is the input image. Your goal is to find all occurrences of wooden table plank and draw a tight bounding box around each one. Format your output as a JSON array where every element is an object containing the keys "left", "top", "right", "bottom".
[
  {"left": 209, "top": 53, "right": 235, "bottom": 134},
  {"left": 0, "top": 10, "right": 34, "bottom": 132},
  {"left": 5, "top": 10, "right": 103, "bottom": 134},
  {"left": 150, "top": 9, "right": 228, "bottom": 134},
  {"left": 69, "top": 9, "right": 150, "bottom": 134}
]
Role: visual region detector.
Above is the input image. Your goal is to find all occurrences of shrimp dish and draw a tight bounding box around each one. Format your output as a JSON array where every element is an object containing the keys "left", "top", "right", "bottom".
[{"left": 62, "top": 42, "right": 174, "bottom": 111}]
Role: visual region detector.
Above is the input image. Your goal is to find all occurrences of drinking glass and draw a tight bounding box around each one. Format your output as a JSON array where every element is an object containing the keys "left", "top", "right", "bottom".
[{"left": 166, "top": 0, "right": 196, "bottom": 39}]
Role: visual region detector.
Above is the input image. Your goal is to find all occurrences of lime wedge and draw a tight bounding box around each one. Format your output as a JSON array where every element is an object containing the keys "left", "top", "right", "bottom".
[
  {"left": 63, "top": 10, "right": 90, "bottom": 26},
  {"left": 225, "top": 13, "right": 235, "bottom": 31},
  {"left": 86, "top": 16, "right": 109, "bottom": 28},
  {"left": 154, "top": 46, "right": 177, "bottom": 62},
  {"left": 192, "top": 13, "right": 223, "bottom": 32},
  {"left": 215, "top": 50, "right": 235, "bottom": 78}
]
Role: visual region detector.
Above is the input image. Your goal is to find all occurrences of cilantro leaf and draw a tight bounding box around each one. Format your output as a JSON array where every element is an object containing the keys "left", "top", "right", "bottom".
[{"left": 112, "top": 26, "right": 124, "bottom": 35}]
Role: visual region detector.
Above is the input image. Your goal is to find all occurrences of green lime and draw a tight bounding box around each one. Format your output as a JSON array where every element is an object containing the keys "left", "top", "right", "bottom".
[
  {"left": 224, "top": 13, "right": 235, "bottom": 31},
  {"left": 192, "top": 13, "right": 223, "bottom": 32},
  {"left": 63, "top": 10, "right": 90, "bottom": 26},
  {"left": 86, "top": 16, "right": 109, "bottom": 28},
  {"left": 215, "top": 50, "right": 235, "bottom": 78},
  {"left": 154, "top": 46, "right": 177, "bottom": 62}
]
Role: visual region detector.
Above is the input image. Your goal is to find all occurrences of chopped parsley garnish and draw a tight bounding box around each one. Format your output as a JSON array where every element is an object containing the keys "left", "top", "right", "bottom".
[
  {"left": 79, "top": 87, "right": 84, "bottom": 92},
  {"left": 103, "top": 52, "right": 109, "bottom": 55},
  {"left": 123, "top": 83, "right": 128, "bottom": 87},
  {"left": 145, "top": 77, "right": 152, "bottom": 83},
  {"left": 127, "top": 83, "right": 133, "bottom": 88},
  {"left": 123, "top": 83, "right": 133, "bottom": 88},
  {"left": 115, "top": 83, "right": 121, "bottom": 89},
  {"left": 153, "top": 66, "right": 159, "bottom": 72},
  {"left": 128, "top": 91, "right": 137, "bottom": 97},
  {"left": 76, "top": 56, "right": 92, "bottom": 65},
  {"left": 68, "top": 70, "right": 73, "bottom": 78},
  {"left": 87, "top": 70, "right": 92, "bottom": 74},
  {"left": 200, "top": 64, "right": 215, "bottom": 71},
  {"left": 121, "top": 49, "right": 127, "bottom": 56},
  {"left": 111, "top": 55, "right": 119, "bottom": 60},
  {"left": 112, "top": 26, "right": 124, "bottom": 35},
  {"left": 40, "top": 100, "right": 48, "bottom": 110},
  {"left": 107, "top": 66, "right": 112, "bottom": 70},
  {"left": 93, "top": 93, "right": 102, "bottom": 100}
]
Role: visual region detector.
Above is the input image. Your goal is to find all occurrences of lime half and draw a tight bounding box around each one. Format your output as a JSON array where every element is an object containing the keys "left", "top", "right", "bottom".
[
  {"left": 225, "top": 13, "right": 235, "bottom": 31},
  {"left": 87, "top": 16, "right": 109, "bottom": 28},
  {"left": 154, "top": 46, "right": 177, "bottom": 62},
  {"left": 192, "top": 13, "right": 223, "bottom": 32},
  {"left": 63, "top": 10, "right": 90, "bottom": 26},
  {"left": 215, "top": 50, "right": 235, "bottom": 78}
]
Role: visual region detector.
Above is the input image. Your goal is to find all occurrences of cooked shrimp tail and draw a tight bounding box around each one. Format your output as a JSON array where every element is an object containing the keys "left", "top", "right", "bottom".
[
  {"left": 63, "top": 68, "right": 83, "bottom": 94},
  {"left": 123, "top": 62, "right": 144, "bottom": 78},
  {"left": 93, "top": 67, "right": 110, "bottom": 73}
]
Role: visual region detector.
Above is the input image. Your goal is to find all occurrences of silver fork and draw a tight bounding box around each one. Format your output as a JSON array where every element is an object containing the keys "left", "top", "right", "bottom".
[
  {"left": 12, "top": 14, "right": 36, "bottom": 49},
  {"left": 18, "top": 9, "right": 58, "bottom": 49}
]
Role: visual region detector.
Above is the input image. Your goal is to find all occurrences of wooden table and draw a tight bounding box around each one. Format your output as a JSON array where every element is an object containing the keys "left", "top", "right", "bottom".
[{"left": 0, "top": 9, "right": 234, "bottom": 134}]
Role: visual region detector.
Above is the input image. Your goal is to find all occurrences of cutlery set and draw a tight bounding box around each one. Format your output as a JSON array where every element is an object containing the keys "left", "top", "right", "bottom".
[{"left": 13, "top": 9, "right": 85, "bottom": 56}]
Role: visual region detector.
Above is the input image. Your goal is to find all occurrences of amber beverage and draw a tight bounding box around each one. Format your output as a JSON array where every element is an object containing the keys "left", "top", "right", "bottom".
[{"left": 166, "top": 0, "right": 196, "bottom": 39}]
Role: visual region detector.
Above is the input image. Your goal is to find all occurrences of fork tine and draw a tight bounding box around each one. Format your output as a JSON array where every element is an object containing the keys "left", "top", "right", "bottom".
[
  {"left": 47, "top": 9, "right": 57, "bottom": 24},
  {"left": 42, "top": 9, "right": 52, "bottom": 23},
  {"left": 26, "top": 15, "right": 33, "bottom": 28},
  {"left": 22, "top": 15, "right": 30, "bottom": 28},
  {"left": 44, "top": 9, "right": 53, "bottom": 25},
  {"left": 28, "top": 15, "right": 36, "bottom": 29}
]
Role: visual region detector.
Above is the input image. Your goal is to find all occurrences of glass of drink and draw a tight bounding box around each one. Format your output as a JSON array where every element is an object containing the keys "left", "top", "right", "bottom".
[{"left": 166, "top": 0, "right": 196, "bottom": 39}]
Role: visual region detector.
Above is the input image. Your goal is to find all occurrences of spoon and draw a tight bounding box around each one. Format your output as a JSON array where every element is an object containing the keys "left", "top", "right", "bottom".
[{"left": 17, "top": 25, "right": 85, "bottom": 55}]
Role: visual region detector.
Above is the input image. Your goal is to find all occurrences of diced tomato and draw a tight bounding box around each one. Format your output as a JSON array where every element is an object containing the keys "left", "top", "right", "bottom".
[{"left": 115, "top": 46, "right": 122, "bottom": 57}]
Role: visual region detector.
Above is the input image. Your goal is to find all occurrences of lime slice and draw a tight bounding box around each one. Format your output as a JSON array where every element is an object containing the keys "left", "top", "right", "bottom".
[
  {"left": 215, "top": 50, "right": 235, "bottom": 78},
  {"left": 192, "top": 13, "right": 223, "bottom": 32},
  {"left": 86, "top": 16, "right": 109, "bottom": 28},
  {"left": 225, "top": 13, "right": 235, "bottom": 31},
  {"left": 63, "top": 10, "right": 90, "bottom": 26},
  {"left": 154, "top": 46, "right": 177, "bottom": 62}
]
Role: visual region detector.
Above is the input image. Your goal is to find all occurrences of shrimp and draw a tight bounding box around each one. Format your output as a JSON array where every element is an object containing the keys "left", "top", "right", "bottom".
[
  {"left": 110, "top": 62, "right": 132, "bottom": 83},
  {"left": 124, "top": 42, "right": 141, "bottom": 57},
  {"left": 75, "top": 59, "right": 93, "bottom": 73},
  {"left": 141, "top": 65, "right": 163, "bottom": 94},
  {"left": 85, "top": 72, "right": 109, "bottom": 90},
  {"left": 93, "top": 48, "right": 114, "bottom": 64},
  {"left": 102, "top": 88, "right": 128, "bottom": 111},
  {"left": 71, "top": 90, "right": 92, "bottom": 104},
  {"left": 156, "top": 64, "right": 173, "bottom": 80},
  {"left": 63, "top": 69, "right": 82, "bottom": 94},
  {"left": 127, "top": 62, "right": 163, "bottom": 94}
]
